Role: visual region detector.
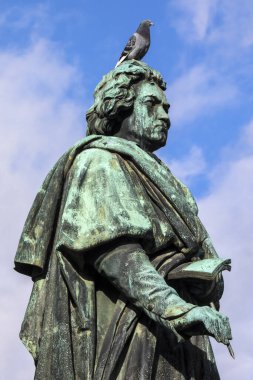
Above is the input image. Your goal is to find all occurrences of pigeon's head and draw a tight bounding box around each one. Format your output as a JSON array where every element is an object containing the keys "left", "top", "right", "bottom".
[
  {"left": 142, "top": 19, "right": 154, "bottom": 27},
  {"left": 137, "top": 20, "right": 154, "bottom": 35}
]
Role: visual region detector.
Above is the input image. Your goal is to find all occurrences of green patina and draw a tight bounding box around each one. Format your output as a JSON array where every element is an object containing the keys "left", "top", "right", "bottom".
[{"left": 15, "top": 60, "right": 232, "bottom": 380}]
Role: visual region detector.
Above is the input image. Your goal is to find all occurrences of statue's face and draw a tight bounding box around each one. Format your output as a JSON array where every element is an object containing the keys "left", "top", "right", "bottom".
[{"left": 118, "top": 81, "right": 170, "bottom": 152}]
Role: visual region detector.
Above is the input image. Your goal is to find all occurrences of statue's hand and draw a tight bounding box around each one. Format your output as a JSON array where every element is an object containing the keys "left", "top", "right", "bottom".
[{"left": 174, "top": 306, "right": 232, "bottom": 345}]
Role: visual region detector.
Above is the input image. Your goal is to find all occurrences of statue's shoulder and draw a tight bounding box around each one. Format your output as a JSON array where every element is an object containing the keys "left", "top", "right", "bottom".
[
  {"left": 69, "top": 143, "right": 124, "bottom": 180},
  {"left": 70, "top": 135, "right": 136, "bottom": 169},
  {"left": 73, "top": 146, "right": 119, "bottom": 167}
]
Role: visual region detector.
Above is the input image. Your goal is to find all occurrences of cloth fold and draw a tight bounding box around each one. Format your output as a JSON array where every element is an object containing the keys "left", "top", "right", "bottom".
[
  {"left": 15, "top": 135, "right": 221, "bottom": 379},
  {"left": 15, "top": 135, "right": 217, "bottom": 277}
]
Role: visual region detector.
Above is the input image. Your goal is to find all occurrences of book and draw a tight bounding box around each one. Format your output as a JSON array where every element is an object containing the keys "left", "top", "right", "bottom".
[{"left": 166, "top": 258, "right": 231, "bottom": 281}]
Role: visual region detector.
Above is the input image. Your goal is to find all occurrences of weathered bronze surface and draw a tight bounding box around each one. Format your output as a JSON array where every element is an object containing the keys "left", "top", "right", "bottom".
[{"left": 15, "top": 60, "right": 232, "bottom": 379}]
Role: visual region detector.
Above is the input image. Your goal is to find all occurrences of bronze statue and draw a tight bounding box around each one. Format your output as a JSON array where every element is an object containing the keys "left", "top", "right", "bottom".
[{"left": 15, "top": 60, "right": 232, "bottom": 379}]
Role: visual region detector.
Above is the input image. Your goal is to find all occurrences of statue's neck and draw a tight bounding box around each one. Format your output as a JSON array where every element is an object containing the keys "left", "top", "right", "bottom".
[{"left": 113, "top": 128, "right": 155, "bottom": 154}]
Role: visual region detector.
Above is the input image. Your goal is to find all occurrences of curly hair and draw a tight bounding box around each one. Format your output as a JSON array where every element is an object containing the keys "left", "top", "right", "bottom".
[{"left": 86, "top": 60, "right": 166, "bottom": 136}]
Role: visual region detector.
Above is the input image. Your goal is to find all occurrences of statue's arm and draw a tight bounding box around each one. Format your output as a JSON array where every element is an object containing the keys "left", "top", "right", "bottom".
[
  {"left": 87, "top": 241, "right": 232, "bottom": 344},
  {"left": 87, "top": 240, "right": 195, "bottom": 341}
]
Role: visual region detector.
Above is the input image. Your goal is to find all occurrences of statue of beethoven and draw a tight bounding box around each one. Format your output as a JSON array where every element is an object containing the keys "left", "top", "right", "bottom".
[{"left": 15, "top": 60, "right": 232, "bottom": 379}]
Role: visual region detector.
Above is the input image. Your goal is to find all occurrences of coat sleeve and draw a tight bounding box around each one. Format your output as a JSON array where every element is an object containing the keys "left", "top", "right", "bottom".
[
  {"left": 88, "top": 241, "right": 196, "bottom": 342},
  {"left": 56, "top": 148, "right": 155, "bottom": 254}
]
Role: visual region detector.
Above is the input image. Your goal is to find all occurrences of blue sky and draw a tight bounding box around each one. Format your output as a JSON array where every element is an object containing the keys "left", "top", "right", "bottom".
[
  {"left": 1, "top": 0, "right": 252, "bottom": 195},
  {"left": 0, "top": 1, "right": 253, "bottom": 379}
]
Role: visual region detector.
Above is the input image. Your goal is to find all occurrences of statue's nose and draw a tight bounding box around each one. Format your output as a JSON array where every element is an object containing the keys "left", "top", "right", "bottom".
[{"left": 158, "top": 106, "right": 169, "bottom": 124}]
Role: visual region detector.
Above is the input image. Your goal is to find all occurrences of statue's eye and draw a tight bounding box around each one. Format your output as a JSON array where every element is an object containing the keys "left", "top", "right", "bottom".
[{"left": 144, "top": 99, "right": 155, "bottom": 106}]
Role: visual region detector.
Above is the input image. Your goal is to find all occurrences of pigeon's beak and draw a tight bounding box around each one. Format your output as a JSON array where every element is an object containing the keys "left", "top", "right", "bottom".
[{"left": 150, "top": 22, "right": 154, "bottom": 26}]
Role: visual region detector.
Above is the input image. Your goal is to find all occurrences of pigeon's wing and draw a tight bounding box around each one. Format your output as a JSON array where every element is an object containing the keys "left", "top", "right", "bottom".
[
  {"left": 118, "top": 33, "right": 136, "bottom": 60},
  {"left": 115, "top": 33, "right": 137, "bottom": 67}
]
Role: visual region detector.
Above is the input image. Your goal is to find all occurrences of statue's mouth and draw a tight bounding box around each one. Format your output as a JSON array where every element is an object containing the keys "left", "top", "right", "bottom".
[{"left": 154, "top": 123, "right": 169, "bottom": 132}]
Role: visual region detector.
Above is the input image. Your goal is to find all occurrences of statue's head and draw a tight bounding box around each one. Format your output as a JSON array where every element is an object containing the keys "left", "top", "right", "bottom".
[{"left": 86, "top": 60, "right": 170, "bottom": 152}]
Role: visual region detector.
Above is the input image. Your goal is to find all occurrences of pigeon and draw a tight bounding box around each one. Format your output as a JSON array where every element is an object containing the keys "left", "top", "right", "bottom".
[{"left": 115, "top": 19, "right": 154, "bottom": 67}]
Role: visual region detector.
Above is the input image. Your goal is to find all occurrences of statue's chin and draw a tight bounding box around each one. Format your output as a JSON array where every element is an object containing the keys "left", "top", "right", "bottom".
[
  {"left": 154, "top": 132, "right": 168, "bottom": 147},
  {"left": 148, "top": 136, "right": 167, "bottom": 152}
]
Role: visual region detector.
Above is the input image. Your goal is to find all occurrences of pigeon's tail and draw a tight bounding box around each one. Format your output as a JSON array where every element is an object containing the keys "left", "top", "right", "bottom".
[{"left": 115, "top": 55, "right": 127, "bottom": 68}]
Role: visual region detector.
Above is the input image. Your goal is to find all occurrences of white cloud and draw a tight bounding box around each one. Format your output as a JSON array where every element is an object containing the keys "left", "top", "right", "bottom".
[
  {"left": 170, "top": 0, "right": 218, "bottom": 40},
  {"left": 166, "top": 0, "right": 252, "bottom": 135},
  {"left": 169, "top": 0, "right": 253, "bottom": 49},
  {"left": 168, "top": 64, "right": 237, "bottom": 126},
  {"left": 208, "top": 0, "right": 253, "bottom": 49},
  {"left": 0, "top": 38, "right": 85, "bottom": 379},
  {"left": 198, "top": 119, "right": 253, "bottom": 379},
  {"left": 166, "top": 145, "right": 206, "bottom": 183}
]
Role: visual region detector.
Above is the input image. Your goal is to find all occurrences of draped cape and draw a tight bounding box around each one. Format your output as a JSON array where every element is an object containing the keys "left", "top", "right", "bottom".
[{"left": 14, "top": 136, "right": 219, "bottom": 379}]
